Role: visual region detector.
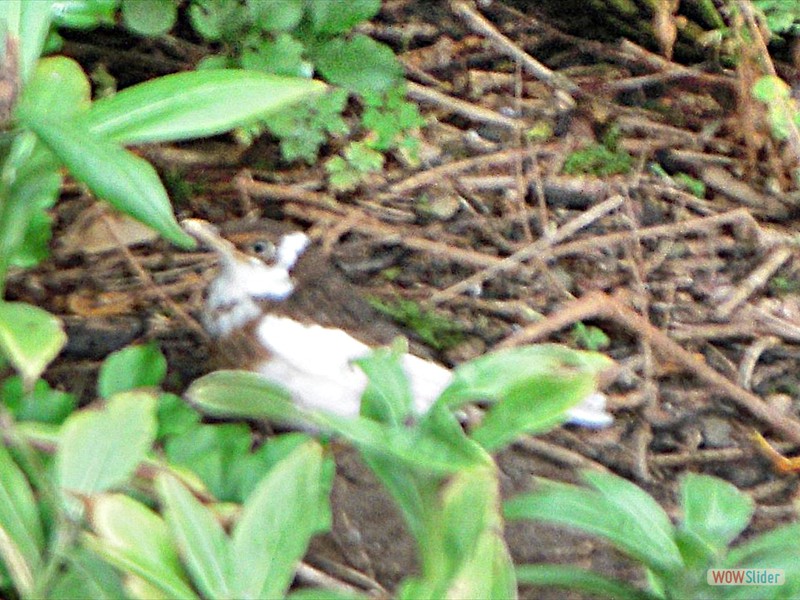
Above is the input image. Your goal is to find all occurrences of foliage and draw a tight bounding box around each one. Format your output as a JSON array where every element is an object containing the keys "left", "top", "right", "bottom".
[
  {"left": 506, "top": 470, "right": 800, "bottom": 599},
  {"left": 184, "top": 0, "right": 425, "bottom": 188},
  {"left": 563, "top": 125, "right": 634, "bottom": 176},
  {"left": 752, "top": 75, "right": 800, "bottom": 143},
  {"left": 753, "top": 0, "right": 800, "bottom": 36},
  {"left": 369, "top": 296, "right": 464, "bottom": 351}
]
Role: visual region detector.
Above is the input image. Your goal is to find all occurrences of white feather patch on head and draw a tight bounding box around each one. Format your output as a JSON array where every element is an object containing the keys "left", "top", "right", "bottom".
[
  {"left": 276, "top": 232, "right": 310, "bottom": 270},
  {"left": 255, "top": 315, "right": 453, "bottom": 418},
  {"left": 205, "top": 258, "right": 295, "bottom": 337}
]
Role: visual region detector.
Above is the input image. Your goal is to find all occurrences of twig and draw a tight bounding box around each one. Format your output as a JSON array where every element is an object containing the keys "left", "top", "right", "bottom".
[
  {"left": 406, "top": 80, "right": 521, "bottom": 131},
  {"left": 449, "top": 0, "right": 579, "bottom": 100},
  {"left": 429, "top": 194, "right": 625, "bottom": 304},
  {"left": 715, "top": 247, "right": 793, "bottom": 319}
]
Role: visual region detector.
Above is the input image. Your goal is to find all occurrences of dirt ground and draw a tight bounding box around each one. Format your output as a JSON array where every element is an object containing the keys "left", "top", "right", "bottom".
[{"left": 8, "top": 1, "right": 800, "bottom": 597}]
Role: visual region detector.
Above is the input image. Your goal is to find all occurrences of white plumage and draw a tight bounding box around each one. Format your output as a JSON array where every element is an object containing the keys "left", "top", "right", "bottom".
[{"left": 255, "top": 315, "right": 452, "bottom": 417}]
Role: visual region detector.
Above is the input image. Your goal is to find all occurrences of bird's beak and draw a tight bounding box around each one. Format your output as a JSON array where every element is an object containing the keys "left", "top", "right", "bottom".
[{"left": 181, "top": 218, "right": 244, "bottom": 267}]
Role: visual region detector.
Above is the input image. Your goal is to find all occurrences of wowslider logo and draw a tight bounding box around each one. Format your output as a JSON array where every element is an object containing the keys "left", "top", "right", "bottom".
[{"left": 707, "top": 569, "right": 784, "bottom": 586}]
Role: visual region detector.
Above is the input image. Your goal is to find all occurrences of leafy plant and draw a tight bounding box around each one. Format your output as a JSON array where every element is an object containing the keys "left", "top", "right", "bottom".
[
  {"left": 185, "top": 0, "right": 425, "bottom": 188},
  {"left": 753, "top": 0, "right": 800, "bottom": 36},
  {"left": 563, "top": 124, "right": 633, "bottom": 177},
  {"left": 184, "top": 342, "right": 615, "bottom": 596},
  {"left": 505, "top": 470, "right": 800, "bottom": 599},
  {"left": 369, "top": 296, "right": 464, "bottom": 351}
]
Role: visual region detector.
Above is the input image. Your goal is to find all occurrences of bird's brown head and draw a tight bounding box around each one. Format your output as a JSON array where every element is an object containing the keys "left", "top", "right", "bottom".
[{"left": 181, "top": 218, "right": 310, "bottom": 337}]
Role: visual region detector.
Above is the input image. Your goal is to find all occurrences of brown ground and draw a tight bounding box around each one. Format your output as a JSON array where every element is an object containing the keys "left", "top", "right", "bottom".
[{"left": 8, "top": 1, "right": 800, "bottom": 597}]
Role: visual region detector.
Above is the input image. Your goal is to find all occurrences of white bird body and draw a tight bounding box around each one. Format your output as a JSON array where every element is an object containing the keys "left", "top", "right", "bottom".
[{"left": 183, "top": 218, "right": 613, "bottom": 428}]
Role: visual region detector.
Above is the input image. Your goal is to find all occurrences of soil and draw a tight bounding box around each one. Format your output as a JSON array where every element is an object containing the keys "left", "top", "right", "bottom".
[{"left": 8, "top": 1, "right": 800, "bottom": 597}]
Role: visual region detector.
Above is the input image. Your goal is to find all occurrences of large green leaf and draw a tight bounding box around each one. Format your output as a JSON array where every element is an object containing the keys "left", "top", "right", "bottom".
[
  {"left": 232, "top": 441, "right": 324, "bottom": 598},
  {"left": 81, "top": 69, "right": 326, "bottom": 144},
  {"left": 19, "top": 116, "right": 194, "bottom": 248},
  {"left": 157, "top": 474, "right": 234, "bottom": 599},
  {"left": 515, "top": 565, "right": 657, "bottom": 600},
  {"left": 56, "top": 391, "right": 157, "bottom": 498},
  {"left": 439, "top": 344, "right": 613, "bottom": 409},
  {"left": 84, "top": 493, "right": 197, "bottom": 599},
  {"left": 0, "top": 301, "right": 65, "bottom": 387},
  {"left": 504, "top": 473, "right": 683, "bottom": 576},
  {"left": 313, "top": 34, "right": 402, "bottom": 95},
  {"left": 48, "top": 547, "right": 126, "bottom": 600}
]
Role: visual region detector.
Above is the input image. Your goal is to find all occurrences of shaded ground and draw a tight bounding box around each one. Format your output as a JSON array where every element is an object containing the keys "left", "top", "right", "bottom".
[{"left": 8, "top": 1, "right": 800, "bottom": 597}]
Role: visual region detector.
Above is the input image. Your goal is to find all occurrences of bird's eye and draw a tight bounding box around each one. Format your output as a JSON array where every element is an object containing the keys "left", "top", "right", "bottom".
[{"left": 250, "top": 240, "right": 275, "bottom": 258}]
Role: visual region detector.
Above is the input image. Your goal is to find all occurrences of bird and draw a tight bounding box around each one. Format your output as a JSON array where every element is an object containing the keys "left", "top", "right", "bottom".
[{"left": 182, "top": 217, "right": 613, "bottom": 427}]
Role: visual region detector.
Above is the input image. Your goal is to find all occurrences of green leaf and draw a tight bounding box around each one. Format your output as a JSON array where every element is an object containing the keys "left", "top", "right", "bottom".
[
  {"left": 440, "top": 344, "right": 613, "bottom": 409},
  {"left": 0, "top": 0, "right": 54, "bottom": 82},
  {"left": 97, "top": 342, "right": 167, "bottom": 399},
  {"left": 469, "top": 373, "right": 595, "bottom": 451},
  {"left": 0, "top": 443, "right": 44, "bottom": 595},
  {"left": 241, "top": 32, "right": 308, "bottom": 77},
  {"left": 157, "top": 474, "right": 234, "bottom": 599},
  {"left": 247, "top": 0, "right": 304, "bottom": 31},
  {"left": 164, "top": 423, "right": 256, "bottom": 502},
  {"left": 354, "top": 341, "right": 413, "bottom": 424},
  {"left": 49, "top": 547, "right": 126, "bottom": 600},
  {"left": 515, "top": 565, "right": 658, "bottom": 600},
  {"left": 19, "top": 116, "right": 195, "bottom": 248},
  {"left": 84, "top": 493, "right": 197, "bottom": 599},
  {"left": 679, "top": 473, "right": 753, "bottom": 557},
  {"left": 81, "top": 69, "right": 326, "bottom": 144},
  {"left": 188, "top": 0, "right": 248, "bottom": 42},
  {"left": 57, "top": 391, "right": 157, "bottom": 498},
  {"left": 504, "top": 473, "right": 684, "bottom": 576},
  {"left": 439, "top": 466, "right": 516, "bottom": 599},
  {"left": 0, "top": 301, "right": 66, "bottom": 387},
  {"left": 156, "top": 393, "right": 200, "bottom": 440},
  {"left": 50, "top": 0, "right": 118, "bottom": 29},
  {"left": 1, "top": 376, "right": 75, "bottom": 424},
  {"left": 121, "top": 0, "right": 176, "bottom": 36},
  {"left": 184, "top": 369, "right": 301, "bottom": 422},
  {"left": 15, "top": 56, "right": 92, "bottom": 122},
  {"left": 313, "top": 34, "right": 402, "bottom": 95},
  {"left": 309, "top": 0, "right": 380, "bottom": 34},
  {"left": 232, "top": 441, "right": 324, "bottom": 598}
]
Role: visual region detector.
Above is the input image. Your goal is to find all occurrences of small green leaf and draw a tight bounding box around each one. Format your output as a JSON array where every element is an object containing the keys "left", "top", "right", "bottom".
[
  {"left": 1, "top": 376, "right": 75, "bottom": 423},
  {"left": 157, "top": 474, "right": 234, "bottom": 598},
  {"left": 309, "top": 0, "right": 380, "bottom": 34},
  {"left": 121, "top": 0, "right": 176, "bottom": 36},
  {"left": 680, "top": 473, "right": 753, "bottom": 556},
  {"left": 232, "top": 441, "right": 324, "bottom": 598},
  {"left": 313, "top": 34, "right": 402, "bottom": 95},
  {"left": 14, "top": 56, "right": 91, "bottom": 121},
  {"left": 97, "top": 342, "right": 167, "bottom": 399},
  {"left": 20, "top": 116, "right": 194, "bottom": 248},
  {"left": 247, "top": 0, "right": 304, "bottom": 31},
  {"left": 85, "top": 493, "right": 197, "bottom": 599},
  {"left": 0, "top": 302, "right": 66, "bottom": 387},
  {"left": 50, "top": 0, "right": 118, "bottom": 29},
  {"left": 81, "top": 69, "right": 326, "bottom": 144},
  {"left": 57, "top": 391, "right": 157, "bottom": 497},
  {"left": 241, "top": 32, "right": 307, "bottom": 77},
  {"left": 354, "top": 341, "right": 413, "bottom": 424}
]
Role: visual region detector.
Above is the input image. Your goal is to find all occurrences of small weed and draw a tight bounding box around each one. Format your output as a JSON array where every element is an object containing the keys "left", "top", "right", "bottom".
[{"left": 369, "top": 296, "right": 464, "bottom": 351}]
